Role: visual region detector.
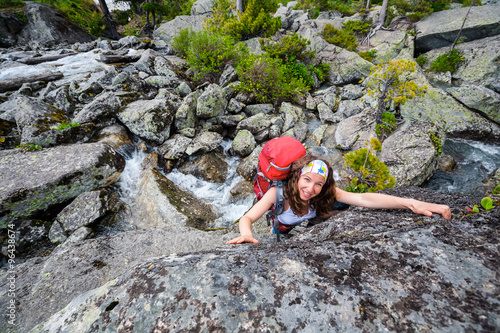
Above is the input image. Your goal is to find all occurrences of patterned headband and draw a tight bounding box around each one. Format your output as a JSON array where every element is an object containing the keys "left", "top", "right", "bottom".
[{"left": 301, "top": 160, "right": 329, "bottom": 181}]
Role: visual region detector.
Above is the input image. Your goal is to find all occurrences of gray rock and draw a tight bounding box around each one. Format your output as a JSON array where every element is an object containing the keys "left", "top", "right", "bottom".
[
  {"left": 1, "top": 225, "right": 236, "bottom": 333},
  {"left": 177, "top": 82, "right": 192, "bottom": 97},
  {"left": 13, "top": 96, "right": 69, "bottom": 147},
  {"left": 153, "top": 15, "right": 205, "bottom": 45},
  {"left": 15, "top": 2, "right": 93, "bottom": 48},
  {"left": 26, "top": 188, "right": 499, "bottom": 333},
  {"left": 179, "top": 152, "right": 228, "bottom": 183},
  {"left": 304, "top": 124, "right": 328, "bottom": 147},
  {"left": 320, "top": 124, "right": 338, "bottom": 148},
  {"left": 381, "top": 122, "right": 440, "bottom": 186},
  {"left": 118, "top": 99, "right": 176, "bottom": 144},
  {"left": 217, "top": 113, "right": 246, "bottom": 127},
  {"left": 56, "top": 190, "right": 116, "bottom": 234},
  {"left": 335, "top": 109, "right": 377, "bottom": 150},
  {"left": 0, "top": 143, "right": 124, "bottom": 227},
  {"left": 317, "top": 102, "right": 336, "bottom": 123},
  {"left": 242, "top": 37, "right": 265, "bottom": 55},
  {"left": 62, "top": 226, "right": 92, "bottom": 244},
  {"left": 134, "top": 49, "right": 160, "bottom": 75},
  {"left": 339, "top": 84, "right": 364, "bottom": 100},
  {"left": 364, "top": 30, "right": 408, "bottom": 64},
  {"left": 232, "top": 130, "right": 256, "bottom": 157},
  {"left": 73, "top": 91, "right": 122, "bottom": 126},
  {"left": 132, "top": 169, "right": 218, "bottom": 229},
  {"left": 244, "top": 104, "right": 274, "bottom": 116},
  {"left": 1, "top": 219, "right": 52, "bottom": 258},
  {"left": 96, "top": 124, "right": 132, "bottom": 151},
  {"left": 415, "top": 3, "right": 500, "bottom": 53},
  {"left": 279, "top": 102, "right": 305, "bottom": 133},
  {"left": 144, "top": 75, "right": 179, "bottom": 89},
  {"left": 227, "top": 98, "right": 246, "bottom": 114},
  {"left": 0, "top": 12, "right": 22, "bottom": 48},
  {"left": 306, "top": 94, "right": 317, "bottom": 110},
  {"left": 236, "top": 144, "right": 262, "bottom": 181},
  {"left": 185, "top": 131, "right": 223, "bottom": 155},
  {"left": 283, "top": 120, "right": 308, "bottom": 142},
  {"left": 446, "top": 84, "right": 500, "bottom": 125},
  {"left": 197, "top": 84, "right": 228, "bottom": 119},
  {"left": 319, "top": 47, "right": 373, "bottom": 85},
  {"left": 159, "top": 134, "right": 193, "bottom": 160},
  {"left": 154, "top": 56, "right": 180, "bottom": 82},
  {"left": 219, "top": 64, "right": 238, "bottom": 87},
  {"left": 190, "top": 0, "right": 215, "bottom": 15},
  {"left": 337, "top": 99, "right": 364, "bottom": 118},
  {"left": 48, "top": 221, "right": 66, "bottom": 244},
  {"left": 236, "top": 112, "right": 273, "bottom": 135}
]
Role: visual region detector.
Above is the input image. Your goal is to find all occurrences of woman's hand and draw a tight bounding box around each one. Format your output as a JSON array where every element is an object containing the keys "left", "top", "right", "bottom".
[
  {"left": 410, "top": 201, "right": 451, "bottom": 219},
  {"left": 226, "top": 234, "right": 259, "bottom": 245}
]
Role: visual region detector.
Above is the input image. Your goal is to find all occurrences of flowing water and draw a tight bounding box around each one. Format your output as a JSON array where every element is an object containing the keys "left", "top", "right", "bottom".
[{"left": 425, "top": 138, "right": 500, "bottom": 195}]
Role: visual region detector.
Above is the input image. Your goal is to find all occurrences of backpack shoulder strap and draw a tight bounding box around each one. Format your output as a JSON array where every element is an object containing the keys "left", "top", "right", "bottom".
[{"left": 266, "top": 181, "right": 286, "bottom": 242}]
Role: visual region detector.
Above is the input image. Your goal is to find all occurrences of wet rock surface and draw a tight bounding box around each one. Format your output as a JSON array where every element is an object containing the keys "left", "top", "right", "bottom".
[{"left": 17, "top": 187, "right": 498, "bottom": 333}]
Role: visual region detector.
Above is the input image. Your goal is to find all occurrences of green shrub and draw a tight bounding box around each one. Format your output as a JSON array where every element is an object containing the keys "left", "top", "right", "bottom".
[
  {"left": 260, "top": 33, "right": 329, "bottom": 90},
  {"left": 172, "top": 28, "right": 195, "bottom": 58},
  {"left": 322, "top": 23, "right": 358, "bottom": 51},
  {"left": 206, "top": 0, "right": 281, "bottom": 40},
  {"left": 260, "top": 32, "right": 315, "bottom": 63},
  {"left": 429, "top": 132, "right": 442, "bottom": 155},
  {"left": 86, "top": 12, "right": 105, "bottom": 37},
  {"left": 416, "top": 54, "right": 428, "bottom": 67},
  {"left": 236, "top": 54, "right": 309, "bottom": 103},
  {"left": 343, "top": 19, "right": 372, "bottom": 35},
  {"left": 375, "top": 111, "right": 396, "bottom": 139},
  {"left": 0, "top": 0, "right": 23, "bottom": 8},
  {"left": 429, "top": 49, "right": 464, "bottom": 73},
  {"left": 16, "top": 143, "right": 42, "bottom": 152},
  {"left": 54, "top": 122, "right": 80, "bottom": 131},
  {"left": 344, "top": 138, "right": 396, "bottom": 193},
  {"left": 113, "top": 9, "right": 132, "bottom": 26},
  {"left": 184, "top": 31, "right": 248, "bottom": 80},
  {"left": 359, "top": 49, "right": 377, "bottom": 62},
  {"left": 461, "top": 0, "right": 483, "bottom": 7}
]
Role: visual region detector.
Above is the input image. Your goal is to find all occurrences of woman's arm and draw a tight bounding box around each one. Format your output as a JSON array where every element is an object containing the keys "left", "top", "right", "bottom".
[
  {"left": 334, "top": 187, "right": 451, "bottom": 219},
  {"left": 226, "top": 187, "right": 277, "bottom": 244}
]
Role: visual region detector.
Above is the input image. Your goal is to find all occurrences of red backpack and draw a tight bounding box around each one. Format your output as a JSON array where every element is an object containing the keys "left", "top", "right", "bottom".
[{"left": 253, "top": 137, "right": 306, "bottom": 240}]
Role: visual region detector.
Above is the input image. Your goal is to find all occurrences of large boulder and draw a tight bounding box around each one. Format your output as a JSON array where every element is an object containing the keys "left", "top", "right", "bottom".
[
  {"left": 153, "top": 15, "right": 205, "bottom": 45},
  {"left": 335, "top": 109, "right": 377, "bottom": 150},
  {"left": 381, "top": 122, "right": 440, "bottom": 186},
  {"left": 446, "top": 84, "right": 500, "bottom": 125},
  {"left": 190, "top": 0, "right": 215, "bottom": 15},
  {"left": 118, "top": 99, "right": 176, "bottom": 145},
  {"left": 26, "top": 187, "right": 499, "bottom": 333},
  {"left": 0, "top": 143, "right": 125, "bottom": 227},
  {"left": 414, "top": 3, "right": 500, "bottom": 53},
  {"left": 178, "top": 152, "right": 229, "bottom": 183},
  {"left": 0, "top": 11, "right": 24, "bottom": 48},
  {"left": 0, "top": 226, "right": 237, "bottom": 333},
  {"left": 16, "top": 1, "right": 94, "bottom": 48},
  {"left": 132, "top": 169, "right": 218, "bottom": 229}
]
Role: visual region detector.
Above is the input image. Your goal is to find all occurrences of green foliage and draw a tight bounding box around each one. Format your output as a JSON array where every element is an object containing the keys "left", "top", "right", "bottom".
[
  {"left": 322, "top": 23, "right": 358, "bottom": 51},
  {"left": 16, "top": 143, "right": 42, "bottom": 152},
  {"left": 124, "top": 25, "right": 141, "bottom": 37},
  {"left": 375, "top": 111, "right": 396, "bottom": 139},
  {"left": 0, "top": 0, "right": 23, "bottom": 7},
  {"left": 205, "top": 0, "right": 281, "bottom": 40},
  {"left": 382, "top": 0, "right": 436, "bottom": 26},
  {"left": 492, "top": 185, "right": 500, "bottom": 195},
  {"left": 429, "top": 49, "right": 465, "bottom": 74},
  {"left": 309, "top": 62, "right": 330, "bottom": 82},
  {"left": 362, "top": 59, "right": 427, "bottom": 119},
  {"left": 429, "top": 132, "right": 442, "bottom": 155},
  {"left": 416, "top": 54, "right": 428, "bottom": 67},
  {"left": 359, "top": 49, "right": 377, "bottom": 62},
  {"left": 295, "top": 0, "right": 357, "bottom": 16},
  {"left": 113, "top": 9, "right": 132, "bottom": 26},
  {"left": 14, "top": 10, "right": 27, "bottom": 23},
  {"left": 461, "top": 0, "right": 483, "bottom": 7},
  {"left": 54, "top": 122, "right": 80, "bottom": 131},
  {"left": 86, "top": 12, "right": 105, "bottom": 37},
  {"left": 472, "top": 204, "right": 479, "bottom": 213},
  {"left": 260, "top": 33, "right": 315, "bottom": 63},
  {"left": 236, "top": 54, "right": 309, "bottom": 103},
  {"left": 172, "top": 28, "right": 195, "bottom": 58},
  {"left": 344, "top": 138, "right": 396, "bottom": 193},
  {"left": 480, "top": 197, "right": 495, "bottom": 210},
  {"left": 260, "top": 33, "right": 329, "bottom": 90},
  {"left": 177, "top": 30, "right": 247, "bottom": 80},
  {"left": 343, "top": 19, "right": 372, "bottom": 35}
]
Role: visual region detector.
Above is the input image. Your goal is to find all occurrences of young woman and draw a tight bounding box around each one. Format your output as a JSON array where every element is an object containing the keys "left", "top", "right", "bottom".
[{"left": 226, "top": 154, "right": 451, "bottom": 245}]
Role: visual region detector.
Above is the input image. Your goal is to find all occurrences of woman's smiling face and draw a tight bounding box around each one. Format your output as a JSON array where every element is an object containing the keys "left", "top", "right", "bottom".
[{"left": 297, "top": 172, "right": 325, "bottom": 201}]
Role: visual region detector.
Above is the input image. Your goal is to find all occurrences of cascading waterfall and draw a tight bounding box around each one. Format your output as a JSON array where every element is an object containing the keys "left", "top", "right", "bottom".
[
  {"left": 425, "top": 138, "right": 500, "bottom": 194},
  {"left": 164, "top": 141, "right": 253, "bottom": 228}
]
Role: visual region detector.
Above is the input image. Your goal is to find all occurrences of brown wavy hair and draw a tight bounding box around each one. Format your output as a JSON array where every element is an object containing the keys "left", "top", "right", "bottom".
[{"left": 284, "top": 154, "right": 336, "bottom": 218}]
